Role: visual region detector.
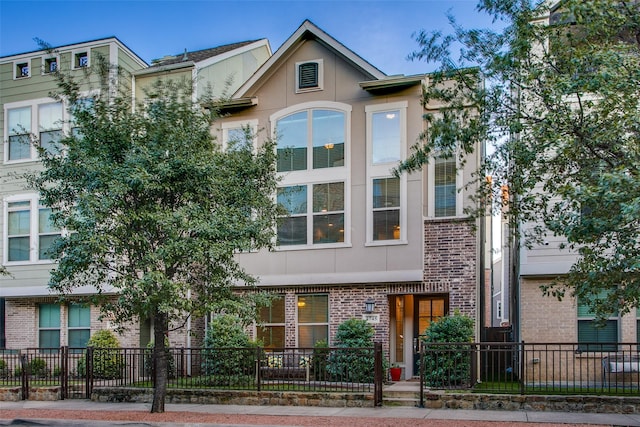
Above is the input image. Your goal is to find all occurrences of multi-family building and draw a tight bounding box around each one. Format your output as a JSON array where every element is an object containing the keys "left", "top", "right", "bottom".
[
  {"left": 1, "top": 22, "right": 486, "bottom": 379},
  {"left": 218, "top": 20, "right": 485, "bottom": 378}
]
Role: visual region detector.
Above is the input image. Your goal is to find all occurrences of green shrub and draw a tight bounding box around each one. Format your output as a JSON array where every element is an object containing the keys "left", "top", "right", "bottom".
[
  {"left": 202, "top": 314, "right": 259, "bottom": 382},
  {"left": 144, "top": 337, "right": 176, "bottom": 379},
  {"left": 28, "top": 357, "right": 48, "bottom": 378},
  {"left": 0, "top": 359, "right": 9, "bottom": 379},
  {"left": 77, "top": 330, "right": 124, "bottom": 379},
  {"left": 421, "top": 311, "right": 474, "bottom": 387},
  {"left": 327, "top": 318, "right": 379, "bottom": 383},
  {"left": 312, "top": 339, "right": 329, "bottom": 381}
]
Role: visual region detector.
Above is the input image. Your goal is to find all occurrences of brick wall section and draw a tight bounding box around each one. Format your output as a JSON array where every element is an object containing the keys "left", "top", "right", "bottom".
[{"left": 424, "top": 217, "right": 478, "bottom": 318}]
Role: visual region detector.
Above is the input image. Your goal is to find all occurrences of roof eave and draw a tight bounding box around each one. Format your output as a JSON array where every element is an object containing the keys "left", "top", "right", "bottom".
[
  {"left": 134, "top": 61, "right": 195, "bottom": 76},
  {"left": 359, "top": 75, "right": 425, "bottom": 91}
]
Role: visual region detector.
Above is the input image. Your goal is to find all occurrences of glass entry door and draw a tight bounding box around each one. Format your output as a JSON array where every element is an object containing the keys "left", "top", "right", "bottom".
[{"left": 413, "top": 295, "right": 447, "bottom": 374}]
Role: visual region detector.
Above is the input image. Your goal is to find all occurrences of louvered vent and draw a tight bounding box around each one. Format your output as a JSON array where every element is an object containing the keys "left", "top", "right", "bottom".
[{"left": 298, "top": 62, "right": 319, "bottom": 89}]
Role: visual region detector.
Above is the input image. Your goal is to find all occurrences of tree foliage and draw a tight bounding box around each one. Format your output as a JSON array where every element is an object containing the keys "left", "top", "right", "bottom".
[
  {"left": 327, "top": 318, "right": 378, "bottom": 383},
  {"left": 397, "top": 0, "right": 640, "bottom": 321},
  {"left": 27, "top": 52, "right": 280, "bottom": 411}
]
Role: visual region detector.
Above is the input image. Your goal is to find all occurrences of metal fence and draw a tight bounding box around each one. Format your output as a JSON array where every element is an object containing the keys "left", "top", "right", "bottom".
[
  {"left": 418, "top": 341, "right": 640, "bottom": 399},
  {"left": 1, "top": 343, "right": 384, "bottom": 403}
]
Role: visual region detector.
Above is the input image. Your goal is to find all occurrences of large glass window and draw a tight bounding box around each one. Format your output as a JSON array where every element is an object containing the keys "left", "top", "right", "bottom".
[
  {"left": 297, "top": 295, "right": 328, "bottom": 347},
  {"left": 7, "top": 201, "right": 31, "bottom": 261},
  {"left": 5, "top": 196, "right": 61, "bottom": 263},
  {"left": 577, "top": 293, "right": 618, "bottom": 351},
  {"left": 39, "top": 303, "right": 60, "bottom": 349},
  {"left": 372, "top": 177, "right": 400, "bottom": 241},
  {"left": 434, "top": 157, "right": 457, "bottom": 217},
  {"left": 68, "top": 304, "right": 91, "bottom": 348},
  {"left": 7, "top": 106, "right": 32, "bottom": 161},
  {"left": 277, "top": 182, "right": 344, "bottom": 246},
  {"left": 38, "top": 103, "right": 63, "bottom": 155},
  {"left": 257, "top": 296, "right": 285, "bottom": 348},
  {"left": 276, "top": 109, "right": 345, "bottom": 172},
  {"left": 371, "top": 110, "right": 401, "bottom": 164}
]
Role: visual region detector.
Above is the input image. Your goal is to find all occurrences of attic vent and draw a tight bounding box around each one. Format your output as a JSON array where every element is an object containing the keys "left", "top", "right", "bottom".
[{"left": 298, "top": 62, "right": 319, "bottom": 89}]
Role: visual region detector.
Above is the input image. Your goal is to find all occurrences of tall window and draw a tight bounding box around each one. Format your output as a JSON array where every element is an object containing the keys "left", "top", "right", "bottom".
[
  {"left": 276, "top": 109, "right": 345, "bottom": 172},
  {"left": 257, "top": 296, "right": 285, "bottom": 348},
  {"left": 297, "top": 294, "right": 328, "bottom": 347},
  {"left": 366, "top": 102, "right": 407, "bottom": 244},
  {"left": 39, "top": 303, "right": 60, "bottom": 349},
  {"left": 372, "top": 177, "right": 400, "bottom": 241},
  {"left": 277, "top": 182, "right": 344, "bottom": 246},
  {"left": 4, "top": 195, "right": 61, "bottom": 263},
  {"left": 221, "top": 119, "right": 258, "bottom": 152},
  {"left": 68, "top": 304, "right": 91, "bottom": 348},
  {"left": 434, "top": 156, "right": 457, "bottom": 217},
  {"left": 38, "top": 103, "right": 63, "bottom": 155},
  {"left": 7, "top": 106, "right": 31, "bottom": 161},
  {"left": 577, "top": 293, "right": 618, "bottom": 351}
]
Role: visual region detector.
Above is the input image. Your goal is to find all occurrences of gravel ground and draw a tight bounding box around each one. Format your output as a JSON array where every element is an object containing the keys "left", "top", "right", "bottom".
[{"left": 0, "top": 409, "right": 611, "bottom": 427}]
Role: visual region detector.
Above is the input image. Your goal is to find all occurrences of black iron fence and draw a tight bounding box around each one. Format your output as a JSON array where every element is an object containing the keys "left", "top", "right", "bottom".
[
  {"left": 1, "top": 343, "right": 384, "bottom": 404},
  {"left": 418, "top": 341, "right": 639, "bottom": 400}
]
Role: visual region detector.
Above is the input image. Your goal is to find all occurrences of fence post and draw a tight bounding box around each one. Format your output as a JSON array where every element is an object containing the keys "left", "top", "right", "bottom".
[
  {"left": 256, "top": 346, "right": 262, "bottom": 392},
  {"left": 519, "top": 341, "right": 525, "bottom": 395},
  {"left": 419, "top": 340, "right": 424, "bottom": 408},
  {"left": 374, "top": 342, "right": 383, "bottom": 407},
  {"left": 86, "top": 346, "right": 94, "bottom": 399},
  {"left": 471, "top": 343, "right": 478, "bottom": 388},
  {"left": 61, "top": 346, "right": 68, "bottom": 400},
  {"left": 20, "top": 352, "right": 28, "bottom": 400}
]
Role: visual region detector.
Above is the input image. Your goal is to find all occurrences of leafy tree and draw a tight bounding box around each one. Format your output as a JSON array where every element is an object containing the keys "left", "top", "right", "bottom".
[
  {"left": 27, "top": 52, "right": 280, "bottom": 412},
  {"left": 397, "top": 0, "right": 640, "bottom": 322}
]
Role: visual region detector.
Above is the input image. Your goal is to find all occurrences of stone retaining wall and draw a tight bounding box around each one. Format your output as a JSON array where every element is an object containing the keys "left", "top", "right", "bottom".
[
  {"left": 425, "top": 392, "right": 640, "bottom": 414},
  {"left": 91, "top": 387, "right": 374, "bottom": 407}
]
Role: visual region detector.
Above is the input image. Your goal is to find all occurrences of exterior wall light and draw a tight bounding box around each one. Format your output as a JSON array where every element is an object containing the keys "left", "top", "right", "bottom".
[{"left": 364, "top": 298, "right": 375, "bottom": 314}]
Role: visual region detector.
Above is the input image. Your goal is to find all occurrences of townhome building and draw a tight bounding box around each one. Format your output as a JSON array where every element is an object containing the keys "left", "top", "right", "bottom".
[
  {"left": 0, "top": 37, "right": 270, "bottom": 350},
  {"left": 218, "top": 20, "right": 485, "bottom": 379}
]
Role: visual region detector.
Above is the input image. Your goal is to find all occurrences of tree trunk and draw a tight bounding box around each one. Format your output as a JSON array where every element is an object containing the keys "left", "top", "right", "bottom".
[{"left": 150, "top": 311, "right": 168, "bottom": 413}]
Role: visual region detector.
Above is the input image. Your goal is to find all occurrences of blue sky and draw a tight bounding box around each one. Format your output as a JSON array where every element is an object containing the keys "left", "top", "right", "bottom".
[{"left": 0, "top": 0, "right": 499, "bottom": 76}]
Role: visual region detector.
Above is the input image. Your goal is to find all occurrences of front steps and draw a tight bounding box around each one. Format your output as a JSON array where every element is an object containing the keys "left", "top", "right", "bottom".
[{"left": 383, "top": 381, "right": 426, "bottom": 407}]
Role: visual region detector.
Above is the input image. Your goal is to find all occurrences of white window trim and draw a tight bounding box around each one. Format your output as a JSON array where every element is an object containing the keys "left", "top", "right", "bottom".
[
  {"left": 221, "top": 119, "right": 259, "bottom": 152},
  {"left": 41, "top": 55, "right": 60, "bottom": 75},
  {"left": 4, "top": 98, "right": 69, "bottom": 164},
  {"left": 295, "top": 59, "right": 323, "bottom": 93},
  {"left": 427, "top": 153, "right": 464, "bottom": 218},
  {"left": 13, "top": 59, "right": 31, "bottom": 79},
  {"left": 271, "top": 102, "right": 352, "bottom": 250},
  {"left": 71, "top": 49, "right": 90, "bottom": 70},
  {"left": 365, "top": 101, "right": 408, "bottom": 246},
  {"left": 3, "top": 193, "right": 62, "bottom": 266}
]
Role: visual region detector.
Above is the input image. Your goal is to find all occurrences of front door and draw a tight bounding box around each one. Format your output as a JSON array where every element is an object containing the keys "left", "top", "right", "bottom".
[{"left": 413, "top": 295, "right": 447, "bottom": 374}]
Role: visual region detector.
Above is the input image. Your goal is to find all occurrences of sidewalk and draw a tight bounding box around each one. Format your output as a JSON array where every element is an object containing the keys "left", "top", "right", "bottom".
[{"left": 2, "top": 399, "right": 639, "bottom": 427}]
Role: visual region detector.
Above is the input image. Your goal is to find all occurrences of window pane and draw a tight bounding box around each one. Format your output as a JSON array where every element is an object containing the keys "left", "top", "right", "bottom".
[
  {"left": 373, "top": 210, "right": 400, "bottom": 241},
  {"left": 298, "top": 295, "right": 328, "bottom": 323},
  {"left": 312, "top": 110, "right": 345, "bottom": 169},
  {"left": 277, "top": 186, "right": 307, "bottom": 214},
  {"left": 38, "top": 208, "right": 58, "bottom": 233},
  {"left": 40, "top": 130, "right": 62, "bottom": 155},
  {"left": 68, "top": 329, "right": 90, "bottom": 348},
  {"left": 313, "top": 182, "right": 344, "bottom": 212},
  {"left": 313, "top": 213, "right": 344, "bottom": 244},
  {"left": 8, "top": 107, "right": 31, "bottom": 135},
  {"left": 39, "top": 304, "right": 60, "bottom": 328},
  {"left": 39, "top": 234, "right": 60, "bottom": 260},
  {"left": 68, "top": 304, "right": 91, "bottom": 327},
  {"left": 259, "top": 297, "right": 285, "bottom": 323},
  {"left": 8, "top": 209, "right": 30, "bottom": 235},
  {"left": 372, "top": 110, "right": 400, "bottom": 164},
  {"left": 373, "top": 177, "right": 400, "bottom": 209},
  {"left": 277, "top": 216, "right": 307, "bottom": 246},
  {"left": 39, "top": 330, "right": 60, "bottom": 348},
  {"left": 277, "top": 112, "right": 307, "bottom": 172},
  {"left": 435, "top": 157, "right": 456, "bottom": 217},
  {"left": 38, "top": 103, "right": 62, "bottom": 130},
  {"left": 577, "top": 320, "right": 617, "bottom": 351},
  {"left": 257, "top": 326, "right": 285, "bottom": 348},
  {"left": 8, "top": 135, "right": 31, "bottom": 160},
  {"left": 8, "top": 237, "right": 30, "bottom": 261},
  {"left": 298, "top": 325, "right": 328, "bottom": 348}
]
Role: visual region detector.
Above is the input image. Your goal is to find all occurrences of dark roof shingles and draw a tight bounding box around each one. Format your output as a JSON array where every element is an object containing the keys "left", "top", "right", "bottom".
[{"left": 150, "top": 40, "right": 260, "bottom": 67}]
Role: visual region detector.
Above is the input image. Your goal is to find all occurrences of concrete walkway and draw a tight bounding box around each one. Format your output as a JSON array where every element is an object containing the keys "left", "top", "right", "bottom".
[{"left": 1, "top": 399, "right": 639, "bottom": 426}]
